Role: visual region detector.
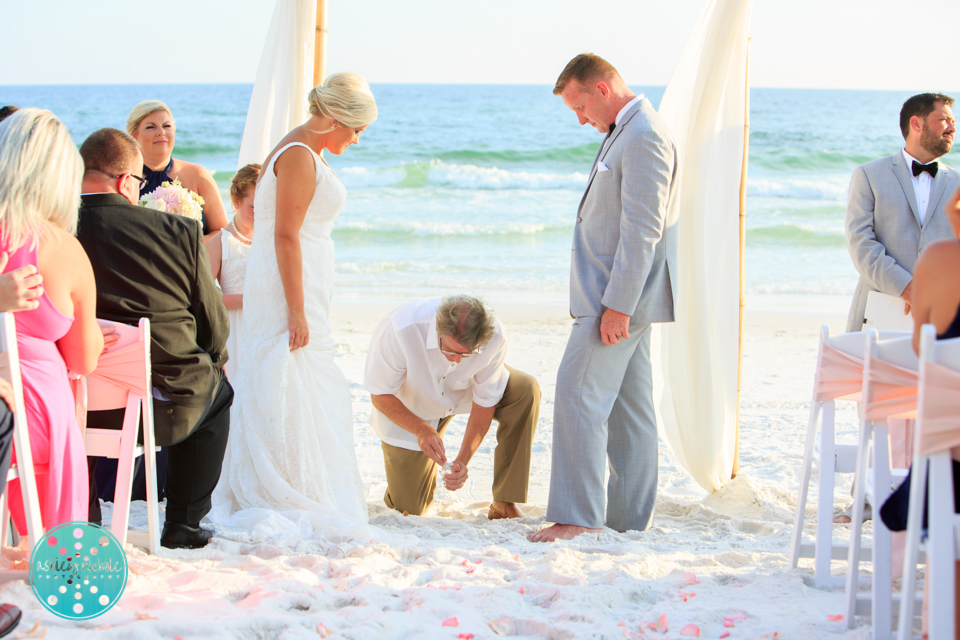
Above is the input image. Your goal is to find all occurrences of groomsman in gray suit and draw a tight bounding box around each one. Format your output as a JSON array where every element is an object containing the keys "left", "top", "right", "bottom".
[
  {"left": 845, "top": 93, "right": 957, "bottom": 333},
  {"left": 531, "top": 54, "right": 679, "bottom": 541}
]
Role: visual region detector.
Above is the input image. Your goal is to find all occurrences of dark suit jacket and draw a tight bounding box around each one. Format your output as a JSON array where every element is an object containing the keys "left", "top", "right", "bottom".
[{"left": 77, "top": 193, "right": 229, "bottom": 445}]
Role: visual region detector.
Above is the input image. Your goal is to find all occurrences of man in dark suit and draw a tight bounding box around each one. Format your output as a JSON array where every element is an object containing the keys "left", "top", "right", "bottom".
[{"left": 77, "top": 128, "right": 232, "bottom": 549}]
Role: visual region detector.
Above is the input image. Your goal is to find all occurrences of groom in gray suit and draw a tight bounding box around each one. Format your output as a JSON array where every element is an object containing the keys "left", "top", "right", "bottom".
[
  {"left": 845, "top": 92, "right": 957, "bottom": 332},
  {"left": 531, "top": 54, "right": 679, "bottom": 542}
]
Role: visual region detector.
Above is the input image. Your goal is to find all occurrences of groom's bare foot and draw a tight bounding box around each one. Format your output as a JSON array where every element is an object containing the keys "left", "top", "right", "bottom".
[{"left": 528, "top": 523, "right": 602, "bottom": 542}]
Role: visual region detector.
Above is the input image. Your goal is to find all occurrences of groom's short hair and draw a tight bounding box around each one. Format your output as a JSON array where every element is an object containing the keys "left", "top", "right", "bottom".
[
  {"left": 899, "top": 92, "right": 954, "bottom": 139},
  {"left": 553, "top": 53, "right": 620, "bottom": 96},
  {"left": 79, "top": 128, "right": 140, "bottom": 178}
]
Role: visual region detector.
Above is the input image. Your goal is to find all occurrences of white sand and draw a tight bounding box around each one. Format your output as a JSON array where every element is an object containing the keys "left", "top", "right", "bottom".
[{"left": 0, "top": 295, "right": 878, "bottom": 639}]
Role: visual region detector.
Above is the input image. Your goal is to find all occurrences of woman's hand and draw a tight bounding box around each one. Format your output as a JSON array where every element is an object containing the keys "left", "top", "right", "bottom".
[
  {"left": 101, "top": 325, "right": 120, "bottom": 354},
  {"left": 288, "top": 309, "right": 309, "bottom": 351},
  {"left": 0, "top": 252, "right": 43, "bottom": 312}
]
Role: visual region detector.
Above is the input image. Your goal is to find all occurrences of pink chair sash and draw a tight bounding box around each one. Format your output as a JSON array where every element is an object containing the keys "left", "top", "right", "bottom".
[
  {"left": 74, "top": 341, "right": 149, "bottom": 431},
  {"left": 863, "top": 358, "right": 918, "bottom": 421},
  {"left": 814, "top": 343, "right": 865, "bottom": 402},
  {"left": 917, "top": 361, "right": 960, "bottom": 457}
]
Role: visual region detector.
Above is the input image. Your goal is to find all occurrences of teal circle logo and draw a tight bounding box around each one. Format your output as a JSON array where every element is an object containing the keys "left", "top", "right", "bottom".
[{"left": 29, "top": 522, "right": 127, "bottom": 620}]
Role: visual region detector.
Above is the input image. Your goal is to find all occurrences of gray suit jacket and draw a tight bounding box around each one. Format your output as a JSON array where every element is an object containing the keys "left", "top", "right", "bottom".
[
  {"left": 845, "top": 153, "right": 957, "bottom": 332},
  {"left": 570, "top": 98, "right": 680, "bottom": 323}
]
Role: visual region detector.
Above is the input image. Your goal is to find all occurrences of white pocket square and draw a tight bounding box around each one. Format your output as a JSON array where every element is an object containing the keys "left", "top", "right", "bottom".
[{"left": 597, "top": 162, "right": 610, "bottom": 172}]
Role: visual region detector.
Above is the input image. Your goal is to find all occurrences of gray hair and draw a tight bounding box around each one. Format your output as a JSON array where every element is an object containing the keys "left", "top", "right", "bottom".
[
  {"left": 126, "top": 99, "right": 173, "bottom": 136},
  {"left": 307, "top": 72, "right": 378, "bottom": 128},
  {"left": 0, "top": 108, "right": 82, "bottom": 250},
  {"left": 436, "top": 295, "right": 496, "bottom": 352}
]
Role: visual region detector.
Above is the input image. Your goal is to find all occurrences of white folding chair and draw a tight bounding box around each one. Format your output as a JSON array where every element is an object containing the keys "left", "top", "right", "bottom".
[
  {"left": 845, "top": 330, "right": 918, "bottom": 640},
  {"left": 898, "top": 325, "right": 960, "bottom": 640},
  {"left": 791, "top": 326, "right": 909, "bottom": 587},
  {"left": 0, "top": 313, "right": 44, "bottom": 550},
  {"left": 83, "top": 318, "right": 160, "bottom": 554}
]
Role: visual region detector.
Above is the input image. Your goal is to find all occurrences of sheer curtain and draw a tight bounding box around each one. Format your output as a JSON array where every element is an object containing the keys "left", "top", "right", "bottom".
[
  {"left": 654, "top": 0, "right": 753, "bottom": 493},
  {"left": 237, "top": 0, "right": 316, "bottom": 168}
]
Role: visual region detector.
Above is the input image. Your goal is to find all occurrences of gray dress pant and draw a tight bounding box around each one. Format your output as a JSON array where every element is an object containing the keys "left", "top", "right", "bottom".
[{"left": 546, "top": 316, "right": 657, "bottom": 532}]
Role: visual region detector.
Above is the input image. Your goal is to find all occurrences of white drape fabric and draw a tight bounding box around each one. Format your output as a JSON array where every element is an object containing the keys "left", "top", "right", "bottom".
[
  {"left": 237, "top": 0, "right": 316, "bottom": 168},
  {"left": 654, "top": 0, "right": 753, "bottom": 493}
]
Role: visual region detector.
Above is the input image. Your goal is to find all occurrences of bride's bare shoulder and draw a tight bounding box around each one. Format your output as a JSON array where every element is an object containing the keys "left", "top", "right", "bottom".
[{"left": 260, "top": 132, "right": 316, "bottom": 182}]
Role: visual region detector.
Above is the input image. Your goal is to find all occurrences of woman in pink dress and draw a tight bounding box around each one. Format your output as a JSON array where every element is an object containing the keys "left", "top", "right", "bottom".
[{"left": 0, "top": 109, "right": 103, "bottom": 532}]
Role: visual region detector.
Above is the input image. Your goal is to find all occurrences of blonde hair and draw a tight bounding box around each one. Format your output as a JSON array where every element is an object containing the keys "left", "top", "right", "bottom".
[
  {"left": 126, "top": 99, "right": 174, "bottom": 136},
  {"left": 307, "top": 72, "right": 378, "bottom": 128},
  {"left": 436, "top": 295, "right": 497, "bottom": 352},
  {"left": 230, "top": 163, "right": 261, "bottom": 203},
  {"left": 0, "top": 108, "right": 83, "bottom": 250}
]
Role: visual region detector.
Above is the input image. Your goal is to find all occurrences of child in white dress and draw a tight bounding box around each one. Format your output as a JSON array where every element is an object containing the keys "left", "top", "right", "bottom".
[{"left": 206, "top": 163, "right": 259, "bottom": 381}]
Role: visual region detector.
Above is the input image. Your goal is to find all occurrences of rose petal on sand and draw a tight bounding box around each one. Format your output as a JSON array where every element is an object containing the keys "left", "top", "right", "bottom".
[
  {"left": 679, "top": 623, "right": 700, "bottom": 637},
  {"left": 519, "top": 587, "right": 525, "bottom": 594},
  {"left": 720, "top": 632, "right": 730, "bottom": 639},
  {"left": 442, "top": 617, "right": 459, "bottom": 627},
  {"left": 723, "top": 619, "right": 735, "bottom": 627},
  {"left": 316, "top": 623, "right": 332, "bottom": 637},
  {"left": 827, "top": 614, "right": 843, "bottom": 622},
  {"left": 458, "top": 635, "right": 475, "bottom": 640},
  {"left": 134, "top": 612, "right": 159, "bottom": 620},
  {"left": 18, "top": 619, "right": 45, "bottom": 638},
  {"left": 681, "top": 572, "right": 699, "bottom": 585},
  {"left": 646, "top": 613, "right": 668, "bottom": 633}
]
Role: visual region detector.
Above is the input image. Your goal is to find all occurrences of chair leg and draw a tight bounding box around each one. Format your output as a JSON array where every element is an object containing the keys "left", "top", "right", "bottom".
[
  {"left": 928, "top": 452, "right": 956, "bottom": 640},
  {"left": 871, "top": 420, "right": 893, "bottom": 640},
  {"left": 0, "top": 488, "right": 8, "bottom": 547},
  {"left": 897, "top": 453, "right": 927, "bottom": 640},
  {"left": 111, "top": 395, "right": 140, "bottom": 549},
  {"left": 790, "top": 400, "right": 821, "bottom": 569},
  {"left": 141, "top": 394, "right": 160, "bottom": 555},
  {"left": 815, "top": 401, "right": 836, "bottom": 587},
  {"left": 845, "top": 419, "right": 872, "bottom": 628}
]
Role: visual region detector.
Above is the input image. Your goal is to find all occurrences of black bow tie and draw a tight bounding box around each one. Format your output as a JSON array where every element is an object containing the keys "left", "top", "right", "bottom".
[
  {"left": 912, "top": 160, "right": 938, "bottom": 178},
  {"left": 609, "top": 123, "right": 616, "bottom": 134}
]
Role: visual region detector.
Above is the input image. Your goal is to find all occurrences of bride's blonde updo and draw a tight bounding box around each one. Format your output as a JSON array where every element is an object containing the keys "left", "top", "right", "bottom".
[{"left": 307, "top": 73, "right": 378, "bottom": 128}]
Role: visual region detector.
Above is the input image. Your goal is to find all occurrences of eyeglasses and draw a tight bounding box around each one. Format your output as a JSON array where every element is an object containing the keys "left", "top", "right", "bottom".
[
  {"left": 124, "top": 173, "right": 147, "bottom": 188},
  {"left": 437, "top": 335, "right": 482, "bottom": 358}
]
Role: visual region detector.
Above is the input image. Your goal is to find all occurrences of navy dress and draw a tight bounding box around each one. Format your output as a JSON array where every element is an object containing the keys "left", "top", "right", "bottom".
[
  {"left": 879, "top": 299, "right": 960, "bottom": 531},
  {"left": 140, "top": 159, "right": 210, "bottom": 235}
]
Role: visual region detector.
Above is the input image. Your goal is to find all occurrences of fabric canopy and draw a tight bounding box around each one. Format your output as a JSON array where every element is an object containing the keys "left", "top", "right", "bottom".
[
  {"left": 238, "top": 0, "right": 317, "bottom": 168},
  {"left": 654, "top": 0, "right": 753, "bottom": 493}
]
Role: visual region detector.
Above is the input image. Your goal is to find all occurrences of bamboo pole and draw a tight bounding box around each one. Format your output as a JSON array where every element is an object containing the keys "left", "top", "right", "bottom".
[
  {"left": 733, "top": 34, "right": 751, "bottom": 480},
  {"left": 313, "top": 0, "right": 328, "bottom": 88}
]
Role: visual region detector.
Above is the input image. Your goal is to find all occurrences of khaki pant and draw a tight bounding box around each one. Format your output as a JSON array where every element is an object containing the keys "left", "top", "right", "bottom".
[{"left": 381, "top": 365, "right": 540, "bottom": 516}]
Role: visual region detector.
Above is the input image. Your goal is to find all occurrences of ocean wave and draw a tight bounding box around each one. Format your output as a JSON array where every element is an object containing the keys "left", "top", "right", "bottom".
[
  {"left": 436, "top": 144, "right": 599, "bottom": 165},
  {"left": 334, "top": 221, "right": 570, "bottom": 238},
  {"left": 747, "top": 224, "right": 845, "bottom": 247},
  {"left": 335, "top": 160, "right": 588, "bottom": 191},
  {"left": 747, "top": 178, "right": 847, "bottom": 201},
  {"left": 750, "top": 149, "right": 874, "bottom": 172}
]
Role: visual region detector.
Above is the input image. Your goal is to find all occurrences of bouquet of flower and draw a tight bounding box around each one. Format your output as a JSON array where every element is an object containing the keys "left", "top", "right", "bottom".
[{"left": 139, "top": 178, "right": 205, "bottom": 224}]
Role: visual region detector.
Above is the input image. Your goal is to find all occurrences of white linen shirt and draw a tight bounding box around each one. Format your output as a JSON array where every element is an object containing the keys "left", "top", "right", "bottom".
[
  {"left": 901, "top": 149, "right": 934, "bottom": 225},
  {"left": 363, "top": 297, "right": 510, "bottom": 451}
]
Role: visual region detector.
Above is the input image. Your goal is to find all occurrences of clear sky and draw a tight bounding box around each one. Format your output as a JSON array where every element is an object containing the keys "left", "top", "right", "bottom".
[{"left": 0, "top": 0, "right": 955, "bottom": 91}]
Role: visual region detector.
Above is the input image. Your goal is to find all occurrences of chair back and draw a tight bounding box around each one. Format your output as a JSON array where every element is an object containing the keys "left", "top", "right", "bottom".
[
  {"left": 863, "top": 330, "right": 918, "bottom": 422},
  {"left": 815, "top": 327, "right": 910, "bottom": 403},
  {"left": 916, "top": 325, "right": 960, "bottom": 457},
  {"left": 86, "top": 319, "right": 151, "bottom": 412},
  {"left": 0, "top": 312, "right": 44, "bottom": 545}
]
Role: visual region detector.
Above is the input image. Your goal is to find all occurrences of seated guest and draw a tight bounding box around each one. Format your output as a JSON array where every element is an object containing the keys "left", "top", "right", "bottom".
[
  {"left": 364, "top": 295, "right": 540, "bottom": 518},
  {"left": 126, "top": 100, "right": 228, "bottom": 236},
  {"left": 881, "top": 185, "right": 960, "bottom": 637},
  {"left": 77, "top": 127, "right": 232, "bottom": 549},
  {"left": 205, "top": 163, "right": 259, "bottom": 381},
  {"left": 0, "top": 109, "right": 102, "bottom": 532}
]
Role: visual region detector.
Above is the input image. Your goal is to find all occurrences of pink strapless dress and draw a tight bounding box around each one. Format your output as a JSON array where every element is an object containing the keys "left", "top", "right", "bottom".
[{"left": 3, "top": 236, "right": 88, "bottom": 532}]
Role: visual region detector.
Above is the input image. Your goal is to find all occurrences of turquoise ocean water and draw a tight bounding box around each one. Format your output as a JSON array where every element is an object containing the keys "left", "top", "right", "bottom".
[{"left": 2, "top": 84, "right": 957, "bottom": 305}]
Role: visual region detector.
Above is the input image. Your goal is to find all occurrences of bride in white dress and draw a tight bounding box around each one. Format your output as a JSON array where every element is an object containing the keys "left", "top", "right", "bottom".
[{"left": 208, "top": 73, "right": 377, "bottom": 543}]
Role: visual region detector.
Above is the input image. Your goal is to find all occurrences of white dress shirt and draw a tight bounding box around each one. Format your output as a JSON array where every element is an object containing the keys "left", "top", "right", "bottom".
[
  {"left": 901, "top": 149, "right": 935, "bottom": 225},
  {"left": 615, "top": 94, "right": 645, "bottom": 126},
  {"left": 363, "top": 297, "right": 510, "bottom": 451}
]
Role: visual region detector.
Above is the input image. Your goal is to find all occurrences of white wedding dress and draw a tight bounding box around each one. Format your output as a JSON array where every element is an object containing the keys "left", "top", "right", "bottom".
[{"left": 207, "top": 142, "right": 371, "bottom": 546}]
